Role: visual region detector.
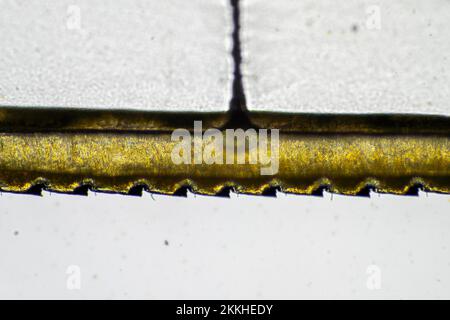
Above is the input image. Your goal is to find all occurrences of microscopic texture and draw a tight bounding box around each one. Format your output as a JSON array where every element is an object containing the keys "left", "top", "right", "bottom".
[
  {"left": 0, "top": 0, "right": 232, "bottom": 111},
  {"left": 242, "top": 0, "right": 450, "bottom": 115}
]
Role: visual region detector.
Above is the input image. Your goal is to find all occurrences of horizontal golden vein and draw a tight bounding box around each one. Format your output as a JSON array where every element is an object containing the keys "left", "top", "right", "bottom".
[{"left": 0, "top": 131, "right": 448, "bottom": 195}]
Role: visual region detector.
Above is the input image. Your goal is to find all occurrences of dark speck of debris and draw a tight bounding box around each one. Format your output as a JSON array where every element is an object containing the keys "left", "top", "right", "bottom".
[
  {"left": 164, "top": 240, "right": 169, "bottom": 246},
  {"left": 13, "top": 230, "right": 19, "bottom": 236},
  {"left": 351, "top": 24, "right": 359, "bottom": 33}
]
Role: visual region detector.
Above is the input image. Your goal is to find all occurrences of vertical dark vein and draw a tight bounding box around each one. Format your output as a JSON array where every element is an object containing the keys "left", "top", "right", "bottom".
[
  {"left": 229, "top": 0, "right": 246, "bottom": 112},
  {"left": 228, "top": 0, "right": 252, "bottom": 128}
]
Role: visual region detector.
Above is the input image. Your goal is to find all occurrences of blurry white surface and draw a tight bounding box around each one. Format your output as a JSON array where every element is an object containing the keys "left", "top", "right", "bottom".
[
  {"left": 0, "top": 0, "right": 232, "bottom": 111},
  {"left": 0, "top": 191, "right": 449, "bottom": 299},
  {"left": 243, "top": 0, "right": 450, "bottom": 114}
]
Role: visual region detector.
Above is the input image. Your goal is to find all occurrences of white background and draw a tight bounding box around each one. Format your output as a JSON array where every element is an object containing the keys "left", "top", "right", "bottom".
[{"left": 0, "top": 191, "right": 449, "bottom": 299}]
